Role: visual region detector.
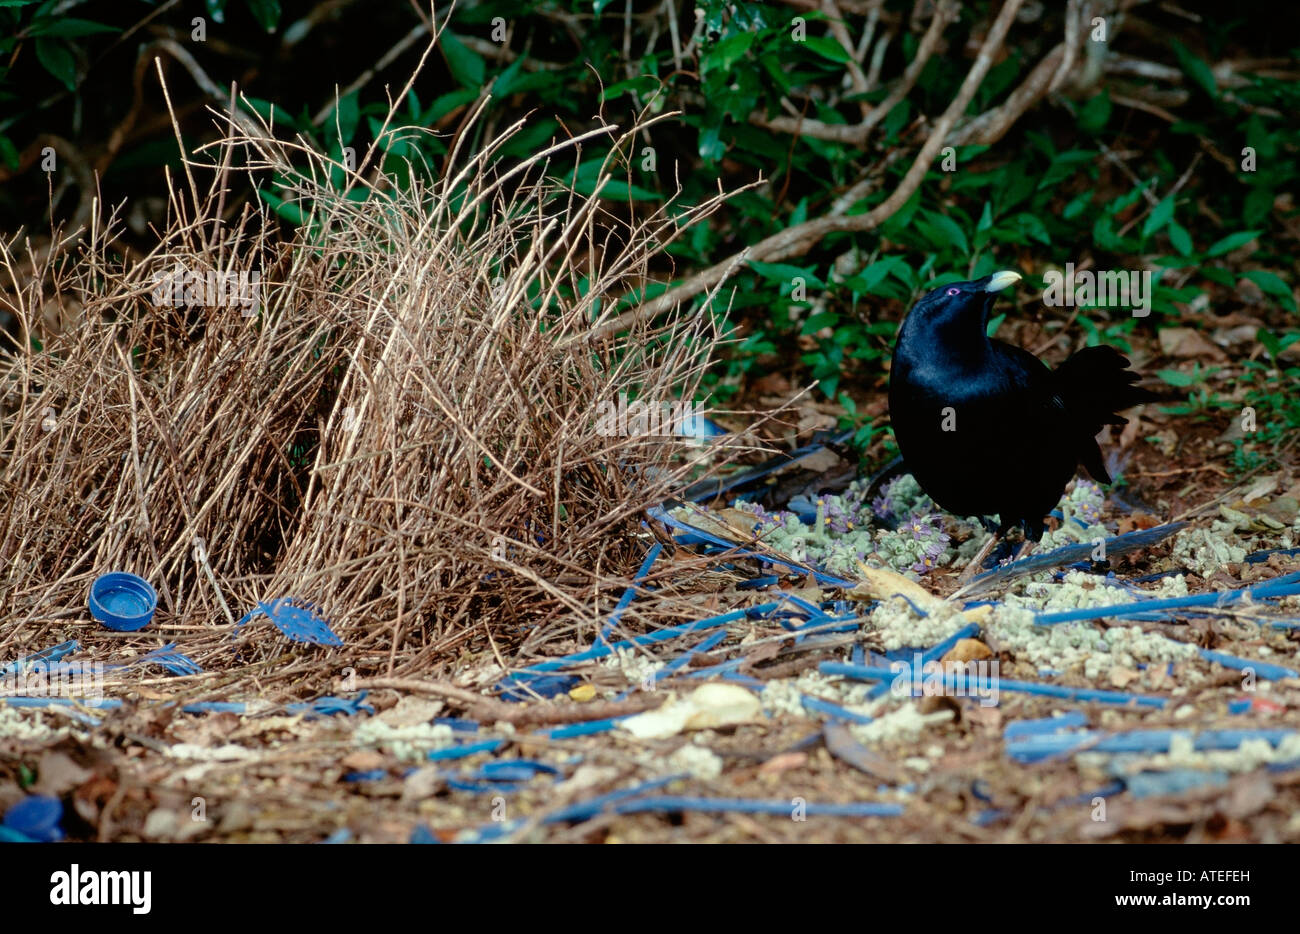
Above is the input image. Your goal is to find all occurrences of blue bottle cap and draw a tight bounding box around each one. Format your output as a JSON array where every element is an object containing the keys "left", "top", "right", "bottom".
[{"left": 88, "top": 572, "right": 158, "bottom": 631}]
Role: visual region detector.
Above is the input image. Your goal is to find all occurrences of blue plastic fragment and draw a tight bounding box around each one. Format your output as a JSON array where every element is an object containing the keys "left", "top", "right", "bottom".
[
  {"left": 678, "top": 428, "right": 853, "bottom": 503},
  {"left": 1003, "top": 712, "right": 1089, "bottom": 739},
  {"left": 1246, "top": 546, "right": 1300, "bottom": 564},
  {"left": 1198, "top": 649, "right": 1300, "bottom": 682},
  {"left": 962, "top": 523, "right": 1188, "bottom": 595},
  {"left": 126, "top": 643, "right": 203, "bottom": 676},
  {"left": 180, "top": 701, "right": 246, "bottom": 714},
  {"left": 238, "top": 597, "right": 343, "bottom": 646},
  {"left": 646, "top": 505, "right": 856, "bottom": 587},
  {"left": 344, "top": 770, "right": 388, "bottom": 783},
  {"left": 410, "top": 825, "right": 440, "bottom": 844},
  {"left": 1126, "top": 769, "right": 1230, "bottom": 798},
  {"left": 3, "top": 795, "right": 63, "bottom": 842},
  {"left": 821, "top": 661, "right": 1167, "bottom": 708},
  {"left": 1228, "top": 699, "right": 1252, "bottom": 715},
  {"left": 321, "top": 828, "right": 353, "bottom": 843},
  {"left": 802, "top": 695, "right": 874, "bottom": 725},
  {"left": 1005, "top": 727, "right": 1297, "bottom": 762},
  {"left": 511, "top": 603, "right": 780, "bottom": 678},
  {"left": 600, "top": 543, "right": 663, "bottom": 643},
  {"left": 1, "top": 640, "right": 79, "bottom": 677},
  {"left": 478, "top": 760, "right": 558, "bottom": 781},
  {"left": 434, "top": 717, "right": 482, "bottom": 733},
  {"left": 535, "top": 717, "right": 626, "bottom": 740},
  {"left": 612, "top": 795, "right": 903, "bottom": 818},
  {"left": 496, "top": 674, "right": 579, "bottom": 701},
  {"left": 286, "top": 692, "right": 374, "bottom": 718},
  {"left": 427, "top": 739, "right": 506, "bottom": 761},
  {"left": 1036, "top": 571, "right": 1300, "bottom": 626}
]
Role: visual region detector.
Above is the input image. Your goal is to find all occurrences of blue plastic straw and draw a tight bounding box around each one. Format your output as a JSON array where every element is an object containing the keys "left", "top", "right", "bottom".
[
  {"left": 1, "top": 640, "right": 79, "bottom": 676},
  {"left": 962, "top": 522, "right": 1188, "bottom": 595},
  {"left": 514, "top": 603, "right": 779, "bottom": 676},
  {"left": 820, "top": 662, "right": 1167, "bottom": 708},
  {"left": 611, "top": 796, "right": 903, "bottom": 818},
  {"left": 1036, "top": 571, "right": 1300, "bottom": 625},
  {"left": 599, "top": 543, "right": 663, "bottom": 643},
  {"left": 1003, "top": 711, "right": 1089, "bottom": 739},
  {"left": 1006, "top": 727, "right": 1297, "bottom": 762},
  {"left": 427, "top": 739, "right": 506, "bottom": 761},
  {"left": 802, "top": 695, "right": 874, "bottom": 724},
  {"left": 1198, "top": 648, "right": 1299, "bottom": 681},
  {"left": 646, "top": 505, "right": 857, "bottom": 587}
]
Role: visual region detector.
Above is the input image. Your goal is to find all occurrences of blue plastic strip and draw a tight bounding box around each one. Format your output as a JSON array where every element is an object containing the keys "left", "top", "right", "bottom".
[
  {"left": 600, "top": 543, "right": 664, "bottom": 643},
  {"left": 820, "top": 662, "right": 1167, "bottom": 708}
]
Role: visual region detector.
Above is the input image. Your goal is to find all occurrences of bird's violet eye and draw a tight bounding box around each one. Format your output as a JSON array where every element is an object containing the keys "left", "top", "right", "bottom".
[{"left": 945, "top": 287, "right": 960, "bottom": 296}]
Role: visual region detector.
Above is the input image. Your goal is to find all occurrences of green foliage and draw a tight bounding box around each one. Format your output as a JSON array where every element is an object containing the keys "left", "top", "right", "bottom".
[{"left": 1, "top": 1, "right": 1296, "bottom": 469}]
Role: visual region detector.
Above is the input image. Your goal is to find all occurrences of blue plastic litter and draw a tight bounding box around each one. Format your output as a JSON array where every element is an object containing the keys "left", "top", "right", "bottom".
[
  {"left": 802, "top": 695, "right": 874, "bottom": 725},
  {"left": 427, "top": 739, "right": 506, "bottom": 761},
  {"left": 678, "top": 428, "right": 853, "bottom": 503},
  {"left": 646, "top": 504, "right": 856, "bottom": 587},
  {"left": 238, "top": 597, "right": 343, "bottom": 646},
  {"left": 410, "top": 824, "right": 440, "bottom": 844},
  {"left": 3, "top": 795, "right": 64, "bottom": 842},
  {"left": 1198, "top": 648, "right": 1299, "bottom": 682},
  {"left": 821, "top": 661, "right": 1168, "bottom": 708},
  {"left": 344, "top": 770, "right": 388, "bottom": 783},
  {"left": 88, "top": 572, "right": 158, "bottom": 631},
  {"left": 115, "top": 643, "right": 202, "bottom": 676},
  {"left": 1005, "top": 727, "right": 1297, "bottom": 762},
  {"left": 510, "top": 603, "right": 780, "bottom": 679},
  {"left": 1126, "top": 769, "right": 1230, "bottom": 798},
  {"left": 611, "top": 795, "right": 903, "bottom": 818},
  {"left": 600, "top": 543, "right": 663, "bottom": 642},
  {"left": 1036, "top": 570, "right": 1300, "bottom": 625},
  {"left": 1, "top": 640, "right": 79, "bottom": 677},
  {"left": 321, "top": 828, "right": 353, "bottom": 843},
  {"left": 497, "top": 674, "right": 579, "bottom": 701},
  {"left": 961, "top": 523, "right": 1188, "bottom": 596},
  {"left": 286, "top": 692, "right": 374, "bottom": 718},
  {"left": 1003, "top": 712, "right": 1089, "bottom": 739}
]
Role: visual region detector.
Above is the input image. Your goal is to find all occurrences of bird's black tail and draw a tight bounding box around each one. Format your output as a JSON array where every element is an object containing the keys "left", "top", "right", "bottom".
[{"left": 1054, "top": 345, "right": 1158, "bottom": 484}]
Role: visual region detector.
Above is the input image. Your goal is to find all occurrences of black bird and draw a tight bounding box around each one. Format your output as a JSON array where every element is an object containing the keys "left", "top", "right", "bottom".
[{"left": 888, "top": 270, "right": 1156, "bottom": 569}]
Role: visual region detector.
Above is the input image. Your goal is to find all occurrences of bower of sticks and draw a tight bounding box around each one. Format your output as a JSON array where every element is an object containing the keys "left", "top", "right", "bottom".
[{"left": 3, "top": 111, "right": 1300, "bottom": 845}]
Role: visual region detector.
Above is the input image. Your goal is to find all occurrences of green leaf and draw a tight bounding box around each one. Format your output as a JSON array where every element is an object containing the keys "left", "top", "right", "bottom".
[
  {"left": 258, "top": 188, "right": 306, "bottom": 225},
  {"left": 749, "top": 260, "right": 825, "bottom": 289},
  {"left": 1077, "top": 90, "right": 1111, "bottom": 133},
  {"left": 27, "top": 16, "right": 118, "bottom": 38},
  {"left": 245, "top": 0, "right": 281, "bottom": 31},
  {"left": 1205, "top": 230, "right": 1260, "bottom": 257},
  {"left": 986, "top": 312, "right": 1006, "bottom": 338},
  {"left": 0, "top": 134, "right": 18, "bottom": 171},
  {"left": 441, "top": 31, "right": 485, "bottom": 88},
  {"left": 1142, "top": 195, "right": 1175, "bottom": 239},
  {"left": 1169, "top": 39, "right": 1218, "bottom": 99},
  {"left": 34, "top": 37, "right": 75, "bottom": 90},
  {"left": 1242, "top": 270, "right": 1297, "bottom": 311},
  {"left": 703, "top": 32, "right": 755, "bottom": 73},
  {"left": 801, "top": 36, "right": 850, "bottom": 64},
  {"left": 1166, "top": 220, "right": 1193, "bottom": 256},
  {"left": 1062, "top": 190, "right": 1092, "bottom": 221}
]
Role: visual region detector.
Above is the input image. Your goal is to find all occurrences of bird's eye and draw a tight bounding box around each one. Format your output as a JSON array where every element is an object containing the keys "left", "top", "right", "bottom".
[{"left": 945, "top": 287, "right": 961, "bottom": 296}]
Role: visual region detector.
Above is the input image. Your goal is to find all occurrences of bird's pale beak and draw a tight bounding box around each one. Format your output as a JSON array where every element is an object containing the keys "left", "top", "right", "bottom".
[{"left": 985, "top": 270, "right": 1022, "bottom": 292}]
